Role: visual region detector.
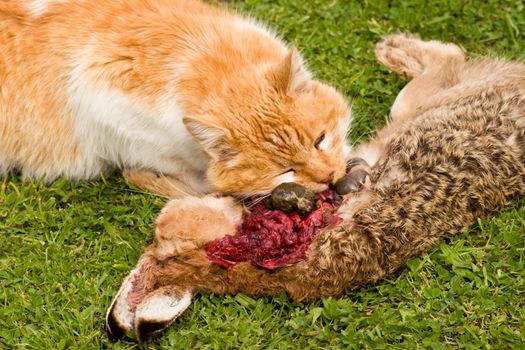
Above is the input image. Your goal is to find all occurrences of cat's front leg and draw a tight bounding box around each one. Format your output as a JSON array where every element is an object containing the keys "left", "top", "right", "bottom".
[{"left": 123, "top": 169, "right": 210, "bottom": 199}]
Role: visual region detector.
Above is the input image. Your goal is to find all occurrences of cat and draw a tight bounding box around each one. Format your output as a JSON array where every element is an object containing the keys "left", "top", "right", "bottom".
[
  {"left": 106, "top": 33, "right": 525, "bottom": 342},
  {"left": 0, "top": 0, "right": 351, "bottom": 198}
]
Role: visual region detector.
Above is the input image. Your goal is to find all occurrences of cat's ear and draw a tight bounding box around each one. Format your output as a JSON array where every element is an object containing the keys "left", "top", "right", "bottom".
[
  {"left": 183, "top": 117, "right": 238, "bottom": 161},
  {"left": 268, "top": 48, "right": 312, "bottom": 95}
]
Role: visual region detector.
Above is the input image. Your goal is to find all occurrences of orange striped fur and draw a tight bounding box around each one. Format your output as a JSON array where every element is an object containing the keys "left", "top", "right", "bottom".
[{"left": 0, "top": 0, "right": 351, "bottom": 197}]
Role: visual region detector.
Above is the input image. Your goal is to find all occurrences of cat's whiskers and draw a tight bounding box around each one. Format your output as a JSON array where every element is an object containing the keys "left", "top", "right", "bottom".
[{"left": 243, "top": 193, "right": 271, "bottom": 210}]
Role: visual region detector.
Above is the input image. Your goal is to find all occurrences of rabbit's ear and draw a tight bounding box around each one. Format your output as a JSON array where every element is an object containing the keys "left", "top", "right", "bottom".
[
  {"left": 134, "top": 285, "right": 193, "bottom": 342},
  {"left": 105, "top": 257, "right": 194, "bottom": 342},
  {"left": 106, "top": 265, "right": 147, "bottom": 341}
]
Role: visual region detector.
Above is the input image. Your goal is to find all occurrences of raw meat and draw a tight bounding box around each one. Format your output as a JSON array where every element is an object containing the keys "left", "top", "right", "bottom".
[{"left": 205, "top": 189, "right": 343, "bottom": 270}]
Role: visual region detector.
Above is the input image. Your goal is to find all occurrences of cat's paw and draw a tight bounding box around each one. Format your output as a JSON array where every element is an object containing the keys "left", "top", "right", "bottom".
[
  {"left": 335, "top": 158, "right": 371, "bottom": 195},
  {"left": 375, "top": 33, "right": 463, "bottom": 77}
]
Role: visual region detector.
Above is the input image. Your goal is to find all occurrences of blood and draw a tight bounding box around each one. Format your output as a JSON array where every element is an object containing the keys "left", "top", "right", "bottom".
[{"left": 205, "top": 189, "right": 343, "bottom": 270}]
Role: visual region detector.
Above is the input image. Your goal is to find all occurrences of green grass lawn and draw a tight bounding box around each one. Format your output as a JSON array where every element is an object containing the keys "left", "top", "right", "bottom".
[{"left": 1, "top": 0, "right": 525, "bottom": 348}]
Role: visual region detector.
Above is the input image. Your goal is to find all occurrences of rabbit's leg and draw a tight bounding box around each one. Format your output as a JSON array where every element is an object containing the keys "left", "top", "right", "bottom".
[
  {"left": 105, "top": 251, "right": 195, "bottom": 342},
  {"left": 107, "top": 195, "right": 242, "bottom": 341},
  {"left": 153, "top": 195, "right": 242, "bottom": 258},
  {"left": 375, "top": 33, "right": 464, "bottom": 78},
  {"left": 346, "top": 35, "right": 466, "bottom": 174},
  {"left": 375, "top": 34, "right": 465, "bottom": 122}
]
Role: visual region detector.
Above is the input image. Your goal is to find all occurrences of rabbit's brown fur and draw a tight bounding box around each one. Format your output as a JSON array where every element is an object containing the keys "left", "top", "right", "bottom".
[{"left": 106, "top": 34, "right": 525, "bottom": 341}]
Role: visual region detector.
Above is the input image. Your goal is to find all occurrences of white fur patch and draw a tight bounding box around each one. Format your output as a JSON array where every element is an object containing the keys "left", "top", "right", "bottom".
[
  {"left": 338, "top": 111, "right": 353, "bottom": 158},
  {"left": 356, "top": 145, "right": 382, "bottom": 168},
  {"left": 319, "top": 133, "right": 333, "bottom": 151},
  {"left": 66, "top": 46, "right": 208, "bottom": 178},
  {"left": 275, "top": 171, "right": 296, "bottom": 186},
  {"left": 26, "top": 0, "right": 65, "bottom": 17},
  {"left": 343, "top": 142, "right": 352, "bottom": 159},
  {"left": 135, "top": 289, "right": 192, "bottom": 325}
]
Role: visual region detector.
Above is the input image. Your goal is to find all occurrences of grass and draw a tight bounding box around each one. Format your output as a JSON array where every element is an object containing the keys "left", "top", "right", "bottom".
[{"left": 1, "top": 0, "right": 524, "bottom": 348}]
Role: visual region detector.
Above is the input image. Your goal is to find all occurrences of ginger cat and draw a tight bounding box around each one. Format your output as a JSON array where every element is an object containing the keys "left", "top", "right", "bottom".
[
  {"left": 0, "top": 0, "right": 351, "bottom": 198},
  {"left": 106, "top": 34, "right": 525, "bottom": 341}
]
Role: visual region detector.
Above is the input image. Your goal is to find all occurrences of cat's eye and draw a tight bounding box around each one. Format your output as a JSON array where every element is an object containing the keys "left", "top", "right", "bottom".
[{"left": 314, "top": 133, "right": 325, "bottom": 149}]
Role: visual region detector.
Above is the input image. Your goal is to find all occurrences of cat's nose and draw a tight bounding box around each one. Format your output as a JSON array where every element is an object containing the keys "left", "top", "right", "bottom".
[{"left": 320, "top": 171, "right": 335, "bottom": 184}]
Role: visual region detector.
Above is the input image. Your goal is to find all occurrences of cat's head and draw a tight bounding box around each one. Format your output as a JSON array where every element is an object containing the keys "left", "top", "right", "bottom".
[{"left": 184, "top": 50, "right": 351, "bottom": 197}]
